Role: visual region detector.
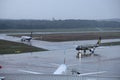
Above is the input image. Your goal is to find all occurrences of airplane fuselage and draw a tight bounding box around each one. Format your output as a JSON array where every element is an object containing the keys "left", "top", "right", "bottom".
[
  {"left": 21, "top": 36, "right": 32, "bottom": 42},
  {"left": 76, "top": 44, "right": 98, "bottom": 50}
]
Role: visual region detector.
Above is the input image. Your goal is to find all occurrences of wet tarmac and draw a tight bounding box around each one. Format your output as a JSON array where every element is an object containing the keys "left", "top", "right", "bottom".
[{"left": 0, "top": 34, "right": 120, "bottom": 80}]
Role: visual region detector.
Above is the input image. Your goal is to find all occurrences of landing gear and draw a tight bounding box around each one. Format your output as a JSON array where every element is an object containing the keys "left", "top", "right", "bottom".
[
  {"left": 76, "top": 49, "right": 96, "bottom": 58},
  {"left": 89, "top": 48, "right": 95, "bottom": 56},
  {"left": 76, "top": 50, "right": 82, "bottom": 58}
]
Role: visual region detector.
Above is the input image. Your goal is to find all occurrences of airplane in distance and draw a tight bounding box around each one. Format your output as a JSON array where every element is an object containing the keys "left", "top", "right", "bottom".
[
  {"left": 76, "top": 37, "right": 101, "bottom": 54},
  {"left": 21, "top": 32, "right": 32, "bottom": 42}
]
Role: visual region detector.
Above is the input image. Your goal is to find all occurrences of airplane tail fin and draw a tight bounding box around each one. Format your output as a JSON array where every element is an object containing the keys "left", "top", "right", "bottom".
[
  {"left": 53, "top": 64, "right": 67, "bottom": 74},
  {"left": 96, "top": 37, "right": 101, "bottom": 45},
  {"left": 53, "top": 50, "right": 67, "bottom": 74}
]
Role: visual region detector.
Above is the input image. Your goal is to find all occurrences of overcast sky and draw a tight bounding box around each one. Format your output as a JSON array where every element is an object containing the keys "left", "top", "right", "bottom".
[{"left": 0, "top": 0, "right": 120, "bottom": 20}]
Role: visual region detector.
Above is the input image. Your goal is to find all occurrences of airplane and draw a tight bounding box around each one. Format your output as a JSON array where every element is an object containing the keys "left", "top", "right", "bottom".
[
  {"left": 76, "top": 37, "right": 101, "bottom": 55},
  {"left": 21, "top": 32, "right": 32, "bottom": 42},
  {"left": 18, "top": 63, "right": 106, "bottom": 76},
  {"left": 18, "top": 54, "right": 106, "bottom": 76}
]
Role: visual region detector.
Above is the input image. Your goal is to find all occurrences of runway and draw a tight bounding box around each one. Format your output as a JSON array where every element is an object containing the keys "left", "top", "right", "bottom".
[{"left": 0, "top": 34, "right": 120, "bottom": 80}]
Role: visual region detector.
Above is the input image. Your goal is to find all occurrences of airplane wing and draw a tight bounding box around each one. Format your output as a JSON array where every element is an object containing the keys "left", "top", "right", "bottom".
[
  {"left": 18, "top": 69, "right": 106, "bottom": 76},
  {"left": 18, "top": 61, "right": 106, "bottom": 75},
  {"left": 79, "top": 71, "right": 106, "bottom": 76},
  {"left": 18, "top": 64, "right": 67, "bottom": 75},
  {"left": 18, "top": 69, "right": 43, "bottom": 74}
]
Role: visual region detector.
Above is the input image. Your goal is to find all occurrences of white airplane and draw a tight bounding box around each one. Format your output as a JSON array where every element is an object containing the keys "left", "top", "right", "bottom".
[
  {"left": 18, "top": 63, "right": 106, "bottom": 75},
  {"left": 18, "top": 49, "right": 106, "bottom": 75},
  {"left": 21, "top": 36, "right": 32, "bottom": 42},
  {"left": 21, "top": 32, "right": 32, "bottom": 42}
]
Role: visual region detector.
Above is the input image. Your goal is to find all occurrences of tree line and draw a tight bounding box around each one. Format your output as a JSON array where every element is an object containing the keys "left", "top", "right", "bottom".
[{"left": 0, "top": 19, "right": 120, "bottom": 29}]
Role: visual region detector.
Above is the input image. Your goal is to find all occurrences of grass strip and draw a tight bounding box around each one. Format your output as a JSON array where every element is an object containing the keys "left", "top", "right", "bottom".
[{"left": 0, "top": 40, "right": 47, "bottom": 54}]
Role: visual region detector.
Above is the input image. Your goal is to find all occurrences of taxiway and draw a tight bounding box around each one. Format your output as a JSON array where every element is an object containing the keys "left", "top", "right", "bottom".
[{"left": 0, "top": 34, "right": 120, "bottom": 80}]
